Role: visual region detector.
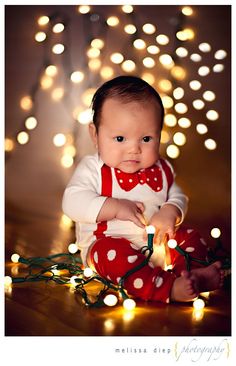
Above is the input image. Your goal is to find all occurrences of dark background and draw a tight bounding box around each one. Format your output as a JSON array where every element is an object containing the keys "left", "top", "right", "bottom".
[{"left": 5, "top": 5, "right": 231, "bottom": 256}]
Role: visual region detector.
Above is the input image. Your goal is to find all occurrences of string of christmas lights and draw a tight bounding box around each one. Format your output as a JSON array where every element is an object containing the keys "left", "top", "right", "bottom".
[{"left": 5, "top": 5, "right": 228, "bottom": 164}]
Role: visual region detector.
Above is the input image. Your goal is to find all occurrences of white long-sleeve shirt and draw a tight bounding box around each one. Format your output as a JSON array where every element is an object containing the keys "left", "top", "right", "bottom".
[{"left": 62, "top": 153, "right": 188, "bottom": 266}]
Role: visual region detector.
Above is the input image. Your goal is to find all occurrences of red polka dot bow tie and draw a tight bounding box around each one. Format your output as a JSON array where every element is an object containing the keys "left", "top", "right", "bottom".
[{"left": 114, "top": 165, "right": 163, "bottom": 192}]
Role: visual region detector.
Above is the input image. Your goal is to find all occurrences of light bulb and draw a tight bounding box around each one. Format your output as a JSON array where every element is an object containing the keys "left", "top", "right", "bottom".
[
  {"left": 123, "top": 298, "right": 136, "bottom": 310},
  {"left": 70, "top": 275, "right": 79, "bottom": 285},
  {"left": 206, "top": 110, "right": 219, "bottom": 121},
  {"left": 11, "top": 253, "right": 20, "bottom": 263},
  {"left": 104, "top": 294, "right": 118, "bottom": 306},
  {"left": 204, "top": 139, "right": 217, "bottom": 150},
  {"left": 53, "top": 133, "right": 66, "bottom": 147},
  {"left": 193, "top": 298, "right": 205, "bottom": 310},
  {"left": 68, "top": 243, "right": 78, "bottom": 254},
  {"left": 83, "top": 267, "right": 93, "bottom": 277},
  {"left": 211, "top": 227, "right": 221, "bottom": 238},
  {"left": 17, "top": 131, "right": 29, "bottom": 145},
  {"left": 25, "top": 116, "right": 37, "bottom": 130},
  {"left": 146, "top": 225, "right": 155, "bottom": 234},
  {"left": 167, "top": 239, "right": 177, "bottom": 248},
  {"left": 52, "top": 43, "right": 65, "bottom": 55},
  {"left": 4, "top": 276, "right": 13, "bottom": 286}
]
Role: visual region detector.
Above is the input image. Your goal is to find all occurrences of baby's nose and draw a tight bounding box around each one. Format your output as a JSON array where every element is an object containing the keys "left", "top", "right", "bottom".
[{"left": 128, "top": 141, "right": 141, "bottom": 154}]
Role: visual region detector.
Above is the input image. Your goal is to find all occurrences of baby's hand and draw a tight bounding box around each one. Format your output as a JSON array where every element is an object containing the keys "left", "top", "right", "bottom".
[
  {"left": 115, "top": 199, "right": 146, "bottom": 228},
  {"left": 146, "top": 204, "right": 181, "bottom": 245}
]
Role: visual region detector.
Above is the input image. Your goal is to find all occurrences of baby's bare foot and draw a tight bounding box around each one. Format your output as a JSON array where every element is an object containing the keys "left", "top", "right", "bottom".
[
  {"left": 170, "top": 271, "right": 199, "bottom": 302},
  {"left": 190, "top": 261, "right": 224, "bottom": 292}
]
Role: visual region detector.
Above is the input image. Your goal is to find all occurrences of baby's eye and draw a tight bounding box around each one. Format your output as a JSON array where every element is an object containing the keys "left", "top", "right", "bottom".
[
  {"left": 114, "top": 136, "right": 125, "bottom": 142},
  {"left": 142, "top": 136, "right": 152, "bottom": 142}
]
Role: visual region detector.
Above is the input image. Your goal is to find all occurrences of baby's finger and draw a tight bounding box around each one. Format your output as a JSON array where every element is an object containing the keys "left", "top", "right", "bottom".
[{"left": 135, "top": 201, "right": 145, "bottom": 213}]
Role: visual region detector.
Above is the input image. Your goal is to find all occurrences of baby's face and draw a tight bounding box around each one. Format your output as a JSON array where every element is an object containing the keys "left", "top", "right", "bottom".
[{"left": 91, "top": 98, "right": 162, "bottom": 173}]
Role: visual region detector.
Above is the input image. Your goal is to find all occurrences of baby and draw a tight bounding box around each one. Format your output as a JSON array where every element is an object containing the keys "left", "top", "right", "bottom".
[{"left": 62, "top": 75, "right": 224, "bottom": 303}]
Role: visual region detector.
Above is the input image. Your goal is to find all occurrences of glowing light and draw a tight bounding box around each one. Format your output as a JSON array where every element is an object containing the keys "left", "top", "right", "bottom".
[
  {"left": 35, "top": 31, "right": 46, "bottom": 42},
  {"left": 204, "top": 138, "right": 217, "bottom": 150},
  {"left": 192, "top": 309, "right": 204, "bottom": 321},
  {"left": 193, "top": 99, "right": 205, "bottom": 110},
  {"left": 193, "top": 298, "right": 205, "bottom": 310},
  {"left": 53, "top": 133, "right": 66, "bottom": 147},
  {"left": 45, "top": 65, "right": 58, "bottom": 77},
  {"left": 200, "top": 292, "right": 210, "bottom": 299},
  {"left": 4, "top": 276, "right": 12, "bottom": 286},
  {"left": 189, "top": 80, "right": 201, "bottom": 90},
  {"left": 110, "top": 52, "right": 124, "bottom": 64},
  {"left": 203, "top": 91, "right": 216, "bottom": 101},
  {"left": 20, "top": 96, "right": 33, "bottom": 111},
  {"left": 104, "top": 294, "right": 118, "bottom": 306},
  {"left": 178, "top": 117, "right": 191, "bottom": 128},
  {"left": 106, "top": 16, "right": 119, "bottom": 27},
  {"left": 122, "top": 5, "right": 133, "bottom": 13},
  {"left": 166, "top": 145, "right": 180, "bottom": 159},
  {"left": 40, "top": 75, "right": 53, "bottom": 89},
  {"left": 104, "top": 319, "right": 115, "bottom": 331},
  {"left": 173, "top": 87, "right": 184, "bottom": 99},
  {"left": 182, "top": 6, "right": 193, "bottom": 16},
  {"left": 88, "top": 59, "right": 101, "bottom": 70},
  {"left": 78, "top": 5, "right": 90, "bottom": 14},
  {"left": 11, "top": 253, "right": 20, "bottom": 263},
  {"left": 133, "top": 39, "right": 146, "bottom": 50},
  {"left": 174, "top": 102, "right": 188, "bottom": 114},
  {"left": 100, "top": 66, "right": 114, "bottom": 79},
  {"left": 123, "top": 298, "right": 136, "bottom": 310},
  {"left": 147, "top": 45, "right": 160, "bottom": 55},
  {"left": 164, "top": 114, "right": 177, "bottom": 127},
  {"left": 171, "top": 66, "right": 186, "bottom": 80},
  {"left": 87, "top": 47, "right": 100, "bottom": 58},
  {"left": 206, "top": 110, "right": 219, "bottom": 121},
  {"left": 214, "top": 49, "right": 227, "bottom": 60},
  {"left": 176, "top": 28, "right": 194, "bottom": 41},
  {"left": 162, "top": 95, "right": 174, "bottom": 109},
  {"left": 64, "top": 145, "right": 76, "bottom": 157},
  {"left": 173, "top": 132, "right": 186, "bottom": 146},
  {"left": 159, "top": 54, "right": 174, "bottom": 69},
  {"left": 158, "top": 79, "right": 172, "bottom": 92},
  {"left": 82, "top": 89, "right": 96, "bottom": 107},
  {"left": 52, "top": 269, "right": 60, "bottom": 275},
  {"left": 68, "top": 243, "right": 78, "bottom": 254},
  {"left": 146, "top": 225, "right": 156, "bottom": 234},
  {"left": 196, "top": 124, "right": 208, "bottom": 134},
  {"left": 83, "top": 267, "right": 93, "bottom": 277},
  {"left": 141, "top": 72, "right": 155, "bottom": 85},
  {"left": 199, "top": 42, "right": 211, "bottom": 52},
  {"left": 198, "top": 66, "right": 210, "bottom": 76},
  {"left": 17, "top": 131, "right": 29, "bottom": 145},
  {"left": 211, "top": 227, "right": 221, "bottom": 238},
  {"left": 143, "top": 57, "right": 155, "bottom": 68},
  {"left": 77, "top": 109, "right": 92, "bottom": 124},
  {"left": 176, "top": 47, "right": 188, "bottom": 57},
  {"left": 160, "top": 130, "right": 170, "bottom": 144},
  {"left": 38, "top": 16, "right": 49, "bottom": 26},
  {"left": 190, "top": 54, "right": 202, "bottom": 63},
  {"left": 52, "top": 43, "right": 65, "bottom": 54},
  {"left": 60, "top": 214, "right": 73, "bottom": 228},
  {"left": 91, "top": 38, "right": 104, "bottom": 49},
  {"left": 70, "top": 275, "right": 79, "bottom": 285},
  {"left": 25, "top": 116, "right": 37, "bottom": 130},
  {"left": 61, "top": 155, "right": 74, "bottom": 168},
  {"left": 156, "top": 34, "right": 169, "bottom": 45},
  {"left": 5, "top": 138, "right": 14, "bottom": 152},
  {"left": 124, "top": 24, "right": 136, "bottom": 34},
  {"left": 52, "top": 23, "right": 64, "bottom": 33},
  {"left": 121, "top": 60, "right": 136, "bottom": 72},
  {"left": 70, "top": 71, "right": 84, "bottom": 83},
  {"left": 213, "top": 64, "right": 224, "bottom": 72},
  {"left": 167, "top": 239, "right": 177, "bottom": 248},
  {"left": 143, "top": 23, "right": 156, "bottom": 34},
  {"left": 51, "top": 87, "right": 64, "bottom": 101}
]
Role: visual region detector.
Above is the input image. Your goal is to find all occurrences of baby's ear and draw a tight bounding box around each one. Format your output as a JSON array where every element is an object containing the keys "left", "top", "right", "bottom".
[{"left": 89, "top": 123, "right": 98, "bottom": 147}]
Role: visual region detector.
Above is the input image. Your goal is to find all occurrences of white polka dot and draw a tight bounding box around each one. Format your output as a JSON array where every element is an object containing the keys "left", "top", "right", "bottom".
[
  {"left": 129, "top": 179, "right": 133, "bottom": 182},
  {"left": 133, "top": 278, "right": 143, "bottom": 289},
  {"left": 128, "top": 255, "right": 138, "bottom": 263},
  {"left": 151, "top": 168, "right": 154, "bottom": 172},
  {"left": 157, "top": 187, "right": 160, "bottom": 190},
  {"left": 94, "top": 251, "right": 98, "bottom": 263},
  {"left": 107, "top": 249, "right": 116, "bottom": 261},
  {"left": 200, "top": 238, "right": 207, "bottom": 246},
  {"left": 130, "top": 243, "right": 138, "bottom": 250},
  {"left": 152, "top": 276, "right": 155, "bottom": 282},
  {"left": 117, "top": 170, "right": 121, "bottom": 173},
  {"left": 187, "top": 229, "right": 193, "bottom": 234},
  {"left": 185, "top": 246, "right": 195, "bottom": 252},
  {"left": 107, "top": 275, "right": 111, "bottom": 281},
  {"left": 155, "top": 276, "right": 163, "bottom": 288},
  {"left": 166, "top": 297, "right": 170, "bottom": 303},
  {"left": 119, "top": 179, "right": 123, "bottom": 183},
  {"left": 154, "top": 177, "right": 157, "bottom": 181},
  {"left": 148, "top": 261, "right": 154, "bottom": 268},
  {"left": 117, "top": 277, "right": 121, "bottom": 283},
  {"left": 147, "top": 178, "right": 150, "bottom": 181},
  {"left": 138, "top": 172, "right": 141, "bottom": 175},
  {"left": 140, "top": 180, "right": 144, "bottom": 183}
]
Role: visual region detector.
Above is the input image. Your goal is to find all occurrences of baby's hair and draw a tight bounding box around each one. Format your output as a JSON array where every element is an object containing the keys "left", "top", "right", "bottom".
[{"left": 91, "top": 75, "right": 164, "bottom": 131}]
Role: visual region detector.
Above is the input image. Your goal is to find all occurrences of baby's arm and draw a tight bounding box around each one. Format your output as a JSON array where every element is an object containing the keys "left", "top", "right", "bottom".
[{"left": 97, "top": 198, "right": 145, "bottom": 228}]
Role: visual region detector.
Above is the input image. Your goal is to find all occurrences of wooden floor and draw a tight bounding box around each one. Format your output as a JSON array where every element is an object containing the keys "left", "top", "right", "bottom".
[{"left": 5, "top": 211, "right": 231, "bottom": 337}]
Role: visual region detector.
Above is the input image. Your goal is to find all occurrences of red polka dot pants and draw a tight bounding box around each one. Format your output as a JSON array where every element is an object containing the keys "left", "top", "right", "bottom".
[{"left": 88, "top": 227, "right": 208, "bottom": 303}]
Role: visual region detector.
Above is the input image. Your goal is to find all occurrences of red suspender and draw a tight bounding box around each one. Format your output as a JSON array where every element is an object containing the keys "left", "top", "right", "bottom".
[
  {"left": 159, "top": 158, "right": 174, "bottom": 191},
  {"left": 93, "top": 165, "right": 112, "bottom": 238}
]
